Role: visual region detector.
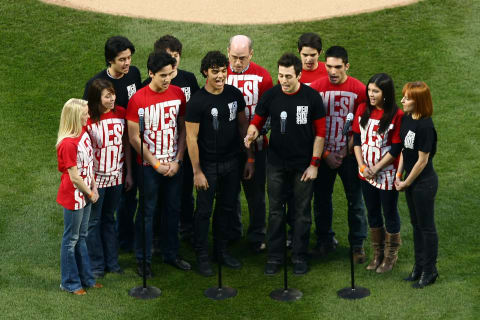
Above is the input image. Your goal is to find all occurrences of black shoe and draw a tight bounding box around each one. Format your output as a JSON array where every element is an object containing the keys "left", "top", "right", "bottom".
[
  {"left": 412, "top": 271, "right": 438, "bottom": 289},
  {"left": 197, "top": 257, "right": 214, "bottom": 277},
  {"left": 216, "top": 253, "right": 242, "bottom": 269},
  {"left": 313, "top": 237, "right": 339, "bottom": 256},
  {"left": 136, "top": 261, "right": 153, "bottom": 278},
  {"left": 165, "top": 257, "right": 191, "bottom": 271},
  {"left": 404, "top": 264, "right": 422, "bottom": 282},
  {"left": 293, "top": 260, "right": 309, "bottom": 275},
  {"left": 92, "top": 271, "right": 105, "bottom": 279},
  {"left": 250, "top": 242, "right": 266, "bottom": 254},
  {"left": 264, "top": 262, "right": 281, "bottom": 275},
  {"left": 107, "top": 268, "right": 124, "bottom": 275}
]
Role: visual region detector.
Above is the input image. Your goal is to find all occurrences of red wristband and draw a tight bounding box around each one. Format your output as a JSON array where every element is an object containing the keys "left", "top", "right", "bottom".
[
  {"left": 322, "top": 150, "right": 331, "bottom": 159},
  {"left": 310, "top": 157, "right": 321, "bottom": 167}
]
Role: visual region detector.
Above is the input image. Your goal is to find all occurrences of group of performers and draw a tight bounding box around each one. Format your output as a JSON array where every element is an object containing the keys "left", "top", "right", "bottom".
[{"left": 55, "top": 33, "right": 439, "bottom": 295}]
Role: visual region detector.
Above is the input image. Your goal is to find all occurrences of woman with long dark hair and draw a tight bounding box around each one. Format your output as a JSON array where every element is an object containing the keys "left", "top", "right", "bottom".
[
  {"left": 86, "top": 78, "right": 132, "bottom": 278},
  {"left": 56, "top": 98, "right": 102, "bottom": 295},
  {"left": 352, "top": 73, "right": 404, "bottom": 273},
  {"left": 395, "top": 81, "right": 438, "bottom": 288}
]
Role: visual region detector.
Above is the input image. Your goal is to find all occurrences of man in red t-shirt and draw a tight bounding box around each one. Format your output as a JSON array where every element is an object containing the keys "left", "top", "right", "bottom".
[
  {"left": 298, "top": 33, "right": 328, "bottom": 85},
  {"left": 126, "top": 52, "right": 190, "bottom": 277},
  {"left": 226, "top": 35, "right": 273, "bottom": 252},
  {"left": 309, "top": 46, "right": 368, "bottom": 263}
]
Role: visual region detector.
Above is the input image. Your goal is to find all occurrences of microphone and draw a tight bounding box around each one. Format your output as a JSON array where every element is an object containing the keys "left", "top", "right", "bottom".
[
  {"left": 280, "top": 111, "right": 287, "bottom": 134},
  {"left": 342, "top": 112, "right": 354, "bottom": 136},
  {"left": 138, "top": 108, "right": 145, "bottom": 134},
  {"left": 211, "top": 108, "right": 219, "bottom": 131}
]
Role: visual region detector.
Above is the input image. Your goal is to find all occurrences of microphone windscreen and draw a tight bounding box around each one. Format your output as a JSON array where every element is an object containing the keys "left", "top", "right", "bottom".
[
  {"left": 211, "top": 108, "right": 218, "bottom": 117},
  {"left": 280, "top": 111, "right": 287, "bottom": 120},
  {"left": 346, "top": 112, "right": 354, "bottom": 121},
  {"left": 138, "top": 108, "right": 144, "bottom": 117}
]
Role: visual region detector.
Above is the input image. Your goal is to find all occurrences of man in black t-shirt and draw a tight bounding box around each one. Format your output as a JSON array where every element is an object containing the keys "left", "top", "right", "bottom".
[
  {"left": 142, "top": 35, "right": 201, "bottom": 247},
  {"left": 245, "top": 53, "right": 326, "bottom": 275},
  {"left": 185, "top": 51, "right": 253, "bottom": 277},
  {"left": 83, "top": 36, "right": 142, "bottom": 253}
]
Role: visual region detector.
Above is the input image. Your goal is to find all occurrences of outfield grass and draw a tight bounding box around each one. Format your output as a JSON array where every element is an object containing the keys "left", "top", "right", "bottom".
[{"left": 1, "top": 0, "right": 479, "bottom": 319}]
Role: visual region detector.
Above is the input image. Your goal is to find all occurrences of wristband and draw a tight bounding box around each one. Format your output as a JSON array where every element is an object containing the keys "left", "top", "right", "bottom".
[
  {"left": 153, "top": 161, "right": 161, "bottom": 169},
  {"left": 322, "top": 150, "right": 331, "bottom": 159},
  {"left": 247, "top": 158, "right": 255, "bottom": 163},
  {"left": 396, "top": 172, "right": 402, "bottom": 178},
  {"left": 310, "top": 156, "right": 321, "bottom": 167},
  {"left": 360, "top": 164, "right": 366, "bottom": 173},
  {"left": 87, "top": 191, "right": 93, "bottom": 199}
]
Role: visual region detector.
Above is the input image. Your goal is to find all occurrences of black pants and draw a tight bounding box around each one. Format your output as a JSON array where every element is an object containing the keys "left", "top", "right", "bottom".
[
  {"left": 194, "top": 158, "right": 240, "bottom": 257},
  {"left": 266, "top": 165, "right": 313, "bottom": 263},
  {"left": 361, "top": 180, "right": 400, "bottom": 234},
  {"left": 405, "top": 172, "right": 438, "bottom": 273}
]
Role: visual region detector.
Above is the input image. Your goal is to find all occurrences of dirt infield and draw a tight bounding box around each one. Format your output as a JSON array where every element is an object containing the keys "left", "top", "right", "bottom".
[{"left": 41, "top": 0, "right": 418, "bottom": 24}]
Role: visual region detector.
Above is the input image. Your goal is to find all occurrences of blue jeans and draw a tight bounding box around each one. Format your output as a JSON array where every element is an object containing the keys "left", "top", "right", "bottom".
[
  {"left": 86, "top": 185, "right": 123, "bottom": 273},
  {"left": 266, "top": 164, "right": 313, "bottom": 262},
  {"left": 61, "top": 204, "right": 96, "bottom": 292},
  {"left": 313, "top": 154, "right": 367, "bottom": 247},
  {"left": 136, "top": 166, "right": 183, "bottom": 263}
]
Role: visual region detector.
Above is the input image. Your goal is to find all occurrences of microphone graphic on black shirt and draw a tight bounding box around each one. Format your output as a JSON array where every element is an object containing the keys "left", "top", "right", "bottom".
[
  {"left": 211, "top": 108, "right": 219, "bottom": 131},
  {"left": 138, "top": 108, "right": 145, "bottom": 134},
  {"left": 280, "top": 111, "right": 287, "bottom": 134}
]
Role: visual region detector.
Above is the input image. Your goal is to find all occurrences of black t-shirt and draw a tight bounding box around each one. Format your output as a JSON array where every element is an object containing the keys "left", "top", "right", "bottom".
[
  {"left": 186, "top": 85, "right": 246, "bottom": 162},
  {"left": 400, "top": 113, "right": 437, "bottom": 180},
  {"left": 255, "top": 84, "right": 326, "bottom": 170},
  {"left": 142, "top": 69, "right": 200, "bottom": 102},
  {"left": 83, "top": 66, "right": 142, "bottom": 109}
]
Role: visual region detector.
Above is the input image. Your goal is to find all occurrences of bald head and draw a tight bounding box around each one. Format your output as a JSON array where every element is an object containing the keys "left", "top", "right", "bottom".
[{"left": 228, "top": 35, "right": 253, "bottom": 73}]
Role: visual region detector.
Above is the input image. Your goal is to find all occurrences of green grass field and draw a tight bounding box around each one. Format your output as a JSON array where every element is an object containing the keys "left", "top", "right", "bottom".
[{"left": 1, "top": 0, "right": 479, "bottom": 319}]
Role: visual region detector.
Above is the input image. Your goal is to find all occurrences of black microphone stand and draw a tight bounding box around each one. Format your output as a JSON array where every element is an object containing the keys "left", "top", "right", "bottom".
[
  {"left": 129, "top": 112, "right": 162, "bottom": 300},
  {"left": 204, "top": 111, "right": 237, "bottom": 300},
  {"left": 270, "top": 112, "right": 302, "bottom": 302},
  {"left": 337, "top": 128, "right": 369, "bottom": 300}
]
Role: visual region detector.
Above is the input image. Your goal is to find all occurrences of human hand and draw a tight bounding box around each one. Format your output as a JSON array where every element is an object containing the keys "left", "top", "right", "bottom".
[{"left": 301, "top": 165, "right": 318, "bottom": 182}]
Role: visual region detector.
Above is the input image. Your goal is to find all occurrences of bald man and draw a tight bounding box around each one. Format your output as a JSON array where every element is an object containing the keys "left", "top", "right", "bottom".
[{"left": 226, "top": 35, "right": 273, "bottom": 253}]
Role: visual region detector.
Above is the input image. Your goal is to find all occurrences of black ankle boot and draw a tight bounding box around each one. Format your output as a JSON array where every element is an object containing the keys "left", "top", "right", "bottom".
[
  {"left": 404, "top": 264, "right": 422, "bottom": 282},
  {"left": 412, "top": 270, "right": 438, "bottom": 289}
]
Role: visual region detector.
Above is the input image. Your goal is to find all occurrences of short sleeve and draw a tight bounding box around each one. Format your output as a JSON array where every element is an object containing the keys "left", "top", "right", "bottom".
[
  {"left": 390, "top": 110, "right": 404, "bottom": 144},
  {"left": 416, "top": 124, "right": 435, "bottom": 153},
  {"left": 59, "top": 141, "right": 77, "bottom": 169},
  {"left": 352, "top": 103, "right": 366, "bottom": 134},
  {"left": 185, "top": 94, "right": 203, "bottom": 123},
  {"left": 311, "top": 89, "right": 326, "bottom": 120},
  {"left": 254, "top": 89, "right": 271, "bottom": 117},
  {"left": 125, "top": 94, "right": 139, "bottom": 123}
]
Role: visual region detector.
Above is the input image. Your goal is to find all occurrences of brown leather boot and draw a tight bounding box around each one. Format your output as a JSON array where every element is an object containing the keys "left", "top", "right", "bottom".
[
  {"left": 376, "top": 232, "right": 401, "bottom": 273},
  {"left": 366, "top": 227, "right": 385, "bottom": 270}
]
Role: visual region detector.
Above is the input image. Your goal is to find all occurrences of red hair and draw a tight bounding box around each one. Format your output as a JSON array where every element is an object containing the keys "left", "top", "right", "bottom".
[{"left": 402, "top": 81, "right": 433, "bottom": 118}]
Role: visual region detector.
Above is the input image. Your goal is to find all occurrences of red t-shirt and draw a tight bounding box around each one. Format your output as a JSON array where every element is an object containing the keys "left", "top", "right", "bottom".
[
  {"left": 86, "top": 107, "right": 126, "bottom": 188},
  {"left": 299, "top": 62, "right": 328, "bottom": 85},
  {"left": 310, "top": 76, "right": 366, "bottom": 152},
  {"left": 56, "top": 130, "right": 94, "bottom": 210},
  {"left": 126, "top": 85, "right": 186, "bottom": 165},
  {"left": 227, "top": 61, "right": 273, "bottom": 151},
  {"left": 352, "top": 103, "right": 404, "bottom": 190}
]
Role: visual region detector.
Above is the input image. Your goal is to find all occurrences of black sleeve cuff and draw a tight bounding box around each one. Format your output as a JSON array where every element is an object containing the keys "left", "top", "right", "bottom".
[
  {"left": 389, "top": 143, "right": 402, "bottom": 158},
  {"left": 353, "top": 133, "right": 361, "bottom": 146}
]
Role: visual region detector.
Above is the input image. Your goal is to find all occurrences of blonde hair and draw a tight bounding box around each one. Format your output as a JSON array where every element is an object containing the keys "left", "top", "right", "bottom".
[{"left": 56, "top": 98, "right": 88, "bottom": 147}]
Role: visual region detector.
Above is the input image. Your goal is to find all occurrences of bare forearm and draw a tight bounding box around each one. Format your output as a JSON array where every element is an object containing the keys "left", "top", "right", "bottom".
[{"left": 312, "top": 136, "right": 325, "bottom": 158}]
